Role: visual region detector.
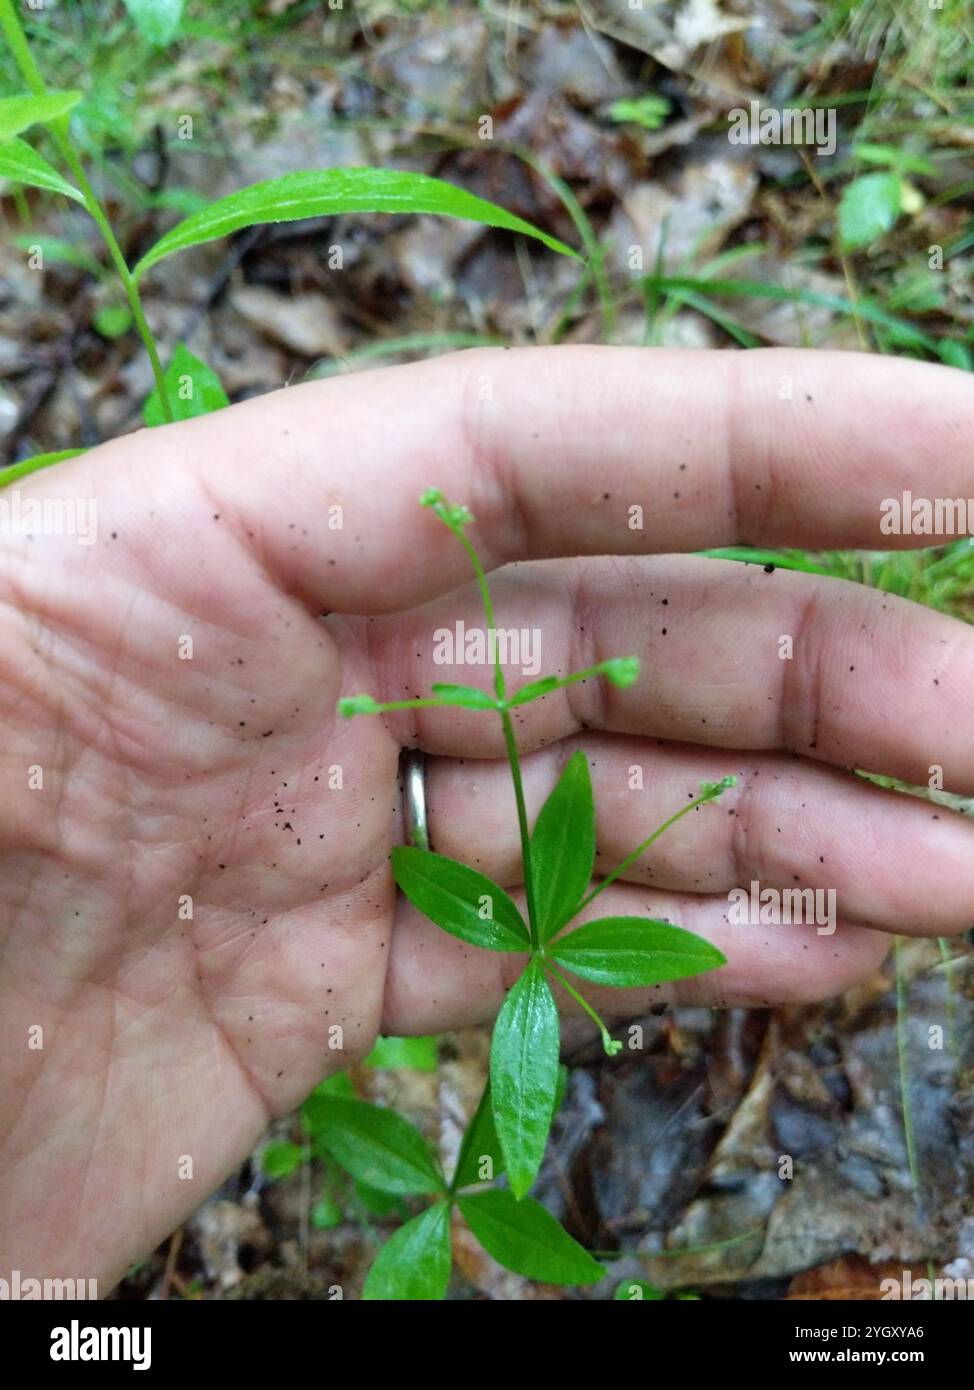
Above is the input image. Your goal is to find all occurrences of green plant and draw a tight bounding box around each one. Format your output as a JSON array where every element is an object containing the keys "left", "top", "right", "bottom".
[
  {"left": 0, "top": 0, "right": 576, "bottom": 471},
  {"left": 303, "top": 1070, "right": 605, "bottom": 1298},
  {"left": 260, "top": 1036, "right": 438, "bottom": 1232},
  {"left": 334, "top": 489, "right": 735, "bottom": 1294}
]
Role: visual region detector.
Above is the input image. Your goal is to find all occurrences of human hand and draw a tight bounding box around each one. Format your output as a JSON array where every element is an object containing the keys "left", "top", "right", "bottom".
[{"left": 1, "top": 347, "right": 972, "bottom": 1290}]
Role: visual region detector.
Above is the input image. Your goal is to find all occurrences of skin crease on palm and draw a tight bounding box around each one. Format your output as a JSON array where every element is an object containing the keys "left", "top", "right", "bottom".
[{"left": 1, "top": 345, "right": 974, "bottom": 1292}]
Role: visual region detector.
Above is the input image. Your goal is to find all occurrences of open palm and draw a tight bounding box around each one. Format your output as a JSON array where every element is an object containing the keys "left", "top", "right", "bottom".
[{"left": 2, "top": 347, "right": 973, "bottom": 1290}]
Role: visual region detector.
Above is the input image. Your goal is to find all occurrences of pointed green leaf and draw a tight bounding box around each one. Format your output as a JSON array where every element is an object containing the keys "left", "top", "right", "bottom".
[
  {"left": 550, "top": 916, "right": 726, "bottom": 987},
  {"left": 364, "top": 1035, "right": 439, "bottom": 1071},
  {"left": 430, "top": 682, "right": 498, "bottom": 709},
  {"left": 490, "top": 962, "right": 560, "bottom": 1198},
  {"left": 0, "top": 92, "right": 82, "bottom": 143},
  {"left": 530, "top": 750, "right": 595, "bottom": 941},
  {"left": 0, "top": 138, "right": 82, "bottom": 201},
  {"left": 838, "top": 172, "right": 902, "bottom": 251},
  {"left": 311, "top": 1193, "right": 343, "bottom": 1229},
  {"left": 305, "top": 1071, "right": 355, "bottom": 1102},
  {"left": 1, "top": 449, "right": 84, "bottom": 487},
  {"left": 303, "top": 1096, "right": 445, "bottom": 1195},
  {"left": 143, "top": 343, "right": 229, "bottom": 425},
  {"left": 362, "top": 1202, "right": 452, "bottom": 1301},
  {"left": 122, "top": 0, "right": 184, "bottom": 46},
  {"left": 508, "top": 674, "right": 563, "bottom": 705},
  {"left": 337, "top": 694, "right": 382, "bottom": 716},
  {"left": 261, "top": 1140, "right": 304, "bottom": 1179},
  {"left": 452, "top": 1083, "right": 504, "bottom": 1192},
  {"left": 392, "top": 845, "right": 529, "bottom": 952},
  {"left": 459, "top": 1189, "right": 604, "bottom": 1285},
  {"left": 509, "top": 656, "right": 640, "bottom": 707},
  {"left": 615, "top": 1279, "right": 665, "bottom": 1300},
  {"left": 133, "top": 168, "right": 578, "bottom": 280},
  {"left": 353, "top": 1180, "right": 405, "bottom": 1219}
]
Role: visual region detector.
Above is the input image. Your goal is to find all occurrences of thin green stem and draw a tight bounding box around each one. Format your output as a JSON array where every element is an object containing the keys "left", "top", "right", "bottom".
[
  {"left": 518, "top": 148, "right": 615, "bottom": 341},
  {"left": 340, "top": 695, "right": 482, "bottom": 716},
  {"left": 545, "top": 961, "right": 620, "bottom": 1056},
  {"left": 456, "top": 529, "right": 506, "bottom": 703},
  {"left": 454, "top": 520, "right": 542, "bottom": 945},
  {"left": 572, "top": 782, "right": 734, "bottom": 921},
  {"left": 0, "top": 0, "right": 173, "bottom": 421},
  {"left": 508, "top": 657, "right": 638, "bottom": 706},
  {"left": 500, "top": 706, "right": 539, "bottom": 947},
  {"left": 54, "top": 136, "right": 171, "bottom": 417}
]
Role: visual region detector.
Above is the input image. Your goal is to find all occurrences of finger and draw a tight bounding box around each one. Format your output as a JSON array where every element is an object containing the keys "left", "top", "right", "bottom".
[
  {"left": 358, "top": 553, "right": 974, "bottom": 794},
  {"left": 382, "top": 883, "right": 891, "bottom": 1035},
  {"left": 420, "top": 736, "right": 974, "bottom": 937},
  {"left": 77, "top": 347, "right": 974, "bottom": 614}
]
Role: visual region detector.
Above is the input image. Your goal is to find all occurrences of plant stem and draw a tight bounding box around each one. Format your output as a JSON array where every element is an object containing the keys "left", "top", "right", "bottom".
[
  {"left": 455, "top": 524, "right": 542, "bottom": 945},
  {"left": 55, "top": 140, "right": 171, "bottom": 417},
  {"left": 572, "top": 784, "right": 731, "bottom": 921},
  {"left": 456, "top": 529, "right": 506, "bottom": 703},
  {"left": 358, "top": 696, "right": 479, "bottom": 714},
  {"left": 545, "top": 961, "right": 619, "bottom": 1055},
  {"left": 0, "top": 0, "right": 173, "bottom": 422},
  {"left": 500, "top": 706, "right": 540, "bottom": 947}
]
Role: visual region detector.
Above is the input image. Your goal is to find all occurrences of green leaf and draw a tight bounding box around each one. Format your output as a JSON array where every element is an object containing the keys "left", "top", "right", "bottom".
[
  {"left": 938, "top": 340, "right": 973, "bottom": 372},
  {"left": 133, "top": 168, "right": 578, "bottom": 280},
  {"left": 303, "top": 1096, "right": 445, "bottom": 1195},
  {"left": 615, "top": 1279, "right": 665, "bottom": 1300},
  {"left": 508, "top": 675, "right": 564, "bottom": 705},
  {"left": 392, "top": 845, "right": 530, "bottom": 952},
  {"left": 121, "top": 0, "right": 184, "bottom": 45},
  {"left": 459, "top": 1190, "right": 604, "bottom": 1285},
  {"left": 508, "top": 655, "right": 640, "bottom": 708},
  {"left": 92, "top": 304, "right": 132, "bottom": 339},
  {"left": 0, "top": 138, "right": 82, "bottom": 201},
  {"left": 143, "top": 343, "right": 229, "bottom": 425},
  {"left": 609, "top": 95, "right": 671, "bottom": 130},
  {"left": 600, "top": 656, "right": 641, "bottom": 688},
  {"left": 311, "top": 1194, "right": 343, "bottom": 1230},
  {"left": 452, "top": 1083, "right": 505, "bottom": 1191},
  {"left": 337, "top": 694, "right": 382, "bottom": 716},
  {"left": 838, "top": 172, "right": 902, "bottom": 250},
  {"left": 304, "top": 1071, "right": 355, "bottom": 1102},
  {"left": 353, "top": 1180, "right": 404, "bottom": 1218},
  {"left": 531, "top": 749, "right": 595, "bottom": 942},
  {"left": 550, "top": 916, "right": 726, "bottom": 987},
  {"left": 364, "top": 1035, "right": 439, "bottom": 1072},
  {"left": 1, "top": 449, "right": 84, "bottom": 487},
  {"left": 852, "top": 143, "right": 935, "bottom": 177},
  {"left": 429, "top": 682, "right": 497, "bottom": 709},
  {"left": 362, "top": 1202, "right": 452, "bottom": 1301},
  {"left": 261, "top": 1139, "right": 304, "bottom": 1179},
  {"left": 490, "top": 962, "right": 560, "bottom": 1198},
  {"left": 0, "top": 91, "right": 82, "bottom": 143}
]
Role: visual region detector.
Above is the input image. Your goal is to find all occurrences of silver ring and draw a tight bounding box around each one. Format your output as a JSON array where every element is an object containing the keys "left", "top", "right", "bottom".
[{"left": 401, "top": 748, "right": 430, "bottom": 852}]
